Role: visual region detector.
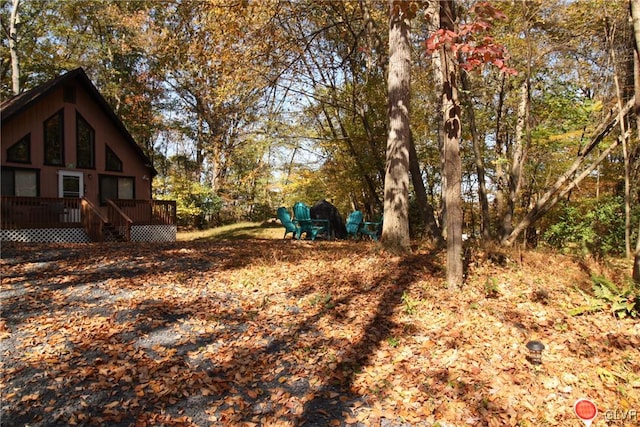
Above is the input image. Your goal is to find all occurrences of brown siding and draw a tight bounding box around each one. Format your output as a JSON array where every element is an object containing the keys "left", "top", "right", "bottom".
[{"left": 1, "top": 80, "right": 152, "bottom": 206}]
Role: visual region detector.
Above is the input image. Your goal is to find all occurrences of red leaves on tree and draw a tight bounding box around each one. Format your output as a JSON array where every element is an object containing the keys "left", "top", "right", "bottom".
[{"left": 426, "top": 1, "right": 518, "bottom": 76}]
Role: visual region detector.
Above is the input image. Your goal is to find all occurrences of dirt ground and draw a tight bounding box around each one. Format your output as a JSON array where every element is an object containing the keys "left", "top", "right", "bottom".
[{"left": 1, "top": 240, "right": 638, "bottom": 426}]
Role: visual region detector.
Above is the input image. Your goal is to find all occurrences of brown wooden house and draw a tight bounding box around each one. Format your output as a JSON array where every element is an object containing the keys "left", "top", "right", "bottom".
[{"left": 1, "top": 68, "right": 175, "bottom": 242}]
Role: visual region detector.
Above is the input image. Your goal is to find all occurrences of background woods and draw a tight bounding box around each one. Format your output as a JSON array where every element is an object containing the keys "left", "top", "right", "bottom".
[
  {"left": 2, "top": 0, "right": 639, "bottom": 266},
  {"left": 2, "top": 2, "right": 640, "bottom": 425}
]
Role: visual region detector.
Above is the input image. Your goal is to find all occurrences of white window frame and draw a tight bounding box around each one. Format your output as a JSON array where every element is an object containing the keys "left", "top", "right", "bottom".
[{"left": 58, "top": 170, "right": 84, "bottom": 198}]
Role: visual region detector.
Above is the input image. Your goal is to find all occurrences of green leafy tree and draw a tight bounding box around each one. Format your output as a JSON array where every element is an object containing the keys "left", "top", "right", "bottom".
[
  {"left": 155, "top": 155, "right": 222, "bottom": 229},
  {"left": 544, "top": 196, "right": 639, "bottom": 258}
]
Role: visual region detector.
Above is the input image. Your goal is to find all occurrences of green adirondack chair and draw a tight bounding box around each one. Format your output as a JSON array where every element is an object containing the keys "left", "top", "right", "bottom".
[
  {"left": 276, "top": 207, "right": 300, "bottom": 239},
  {"left": 293, "top": 202, "right": 328, "bottom": 240},
  {"left": 361, "top": 215, "right": 382, "bottom": 241},
  {"left": 345, "top": 210, "right": 364, "bottom": 239}
]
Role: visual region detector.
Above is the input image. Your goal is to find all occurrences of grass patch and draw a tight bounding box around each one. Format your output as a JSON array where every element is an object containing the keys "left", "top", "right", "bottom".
[{"left": 177, "top": 222, "right": 283, "bottom": 241}]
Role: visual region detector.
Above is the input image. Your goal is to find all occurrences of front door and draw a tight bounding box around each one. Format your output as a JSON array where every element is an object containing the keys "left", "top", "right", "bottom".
[
  {"left": 58, "top": 171, "right": 84, "bottom": 198},
  {"left": 58, "top": 171, "right": 84, "bottom": 222}
]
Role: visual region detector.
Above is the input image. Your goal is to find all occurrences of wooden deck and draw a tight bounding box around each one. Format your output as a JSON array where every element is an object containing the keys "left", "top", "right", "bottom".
[{"left": 1, "top": 196, "right": 176, "bottom": 242}]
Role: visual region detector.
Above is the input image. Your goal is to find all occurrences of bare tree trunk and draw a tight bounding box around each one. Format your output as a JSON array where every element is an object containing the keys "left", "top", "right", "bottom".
[
  {"left": 460, "top": 70, "right": 490, "bottom": 240},
  {"left": 210, "top": 148, "right": 220, "bottom": 192},
  {"left": 9, "top": 0, "right": 21, "bottom": 95},
  {"left": 632, "top": 0, "right": 640, "bottom": 74},
  {"left": 409, "top": 132, "right": 443, "bottom": 245},
  {"left": 362, "top": 0, "right": 385, "bottom": 75},
  {"left": 427, "top": 0, "right": 446, "bottom": 236},
  {"left": 196, "top": 116, "right": 205, "bottom": 181},
  {"left": 494, "top": 74, "right": 507, "bottom": 236},
  {"left": 502, "top": 78, "right": 529, "bottom": 242},
  {"left": 439, "top": 0, "right": 463, "bottom": 287},
  {"left": 630, "top": 0, "right": 640, "bottom": 281},
  {"left": 381, "top": 0, "right": 411, "bottom": 252},
  {"left": 609, "top": 23, "right": 632, "bottom": 258}
]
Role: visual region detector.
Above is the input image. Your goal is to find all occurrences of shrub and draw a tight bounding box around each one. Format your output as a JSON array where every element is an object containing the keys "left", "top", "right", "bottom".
[
  {"left": 543, "top": 196, "right": 633, "bottom": 257},
  {"left": 157, "top": 178, "right": 222, "bottom": 229}
]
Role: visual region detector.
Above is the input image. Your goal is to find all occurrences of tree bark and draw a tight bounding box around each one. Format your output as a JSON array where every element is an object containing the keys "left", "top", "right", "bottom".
[
  {"left": 494, "top": 74, "right": 507, "bottom": 235},
  {"left": 381, "top": 0, "right": 411, "bottom": 252},
  {"left": 426, "top": 0, "right": 446, "bottom": 236},
  {"left": 631, "top": 0, "right": 640, "bottom": 67},
  {"left": 409, "top": 131, "right": 443, "bottom": 245},
  {"left": 9, "top": 0, "right": 21, "bottom": 95},
  {"left": 439, "top": 0, "right": 463, "bottom": 287},
  {"left": 609, "top": 23, "right": 632, "bottom": 258},
  {"left": 634, "top": 221, "right": 640, "bottom": 284},
  {"left": 629, "top": 0, "right": 640, "bottom": 281},
  {"left": 501, "top": 78, "right": 529, "bottom": 242}
]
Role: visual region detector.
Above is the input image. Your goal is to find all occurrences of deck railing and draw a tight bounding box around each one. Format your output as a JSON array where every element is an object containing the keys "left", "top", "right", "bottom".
[
  {"left": 80, "top": 198, "right": 108, "bottom": 242},
  {"left": 2, "top": 196, "right": 176, "bottom": 242},
  {"left": 112, "top": 199, "right": 177, "bottom": 225},
  {"left": 106, "top": 200, "right": 133, "bottom": 242},
  {"left": 1, "top": 196, "right": 82, "bottom": 229}
]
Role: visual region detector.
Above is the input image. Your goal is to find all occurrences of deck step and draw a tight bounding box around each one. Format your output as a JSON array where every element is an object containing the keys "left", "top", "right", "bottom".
[{"left": 102, "top": 223, "right": 126, "bottom": 242}]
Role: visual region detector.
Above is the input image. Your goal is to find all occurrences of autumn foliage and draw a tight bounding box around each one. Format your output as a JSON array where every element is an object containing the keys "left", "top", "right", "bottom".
[
  {"left": 1, "top": 239, "right": 638, "bottom": 426},
  {"left": 426, "top": 2, "right": 517, "bottom": 75}
]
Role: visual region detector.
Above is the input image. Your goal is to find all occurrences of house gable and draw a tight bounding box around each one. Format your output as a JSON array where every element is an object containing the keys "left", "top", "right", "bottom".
[
  {"left": 1, "top": 68, "right": 156, "bottom": 205},
  {"left": 1, "top": 68, "right": 155, "bottom": 176}
]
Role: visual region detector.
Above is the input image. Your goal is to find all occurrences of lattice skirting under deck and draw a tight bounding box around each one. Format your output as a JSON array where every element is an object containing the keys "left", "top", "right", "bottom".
[
  {"left": 1, "top": 228, "right": 91, "bottom": 243},
  {"left": 131, "top": 225, "right": 176, "bottom": 242},
  {"left": 2, "top": 225, "right": 176, "bottom": 243}
]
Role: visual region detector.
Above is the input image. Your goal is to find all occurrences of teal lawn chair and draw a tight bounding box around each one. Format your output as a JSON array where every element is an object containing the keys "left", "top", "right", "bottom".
[
  {"left": 345, "top": 210, "right": 364, "bottom": 239},
  {"left": 276, "top": 207, "right": 300, "bottom": 239},
  {"left": 293, "top": 202, "right": 328, "bottom": 240},
  {"left": 361, "top": 215, "right": 382, "bottom": 241}
]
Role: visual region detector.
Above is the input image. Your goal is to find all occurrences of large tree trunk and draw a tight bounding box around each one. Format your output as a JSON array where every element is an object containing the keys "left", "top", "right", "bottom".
[
  {"left": 439, "top": 0, "right": 463, "bottom": 287},
  {"left": 9, "top": 0, "right": 21, "bottom": 95},
  {"left": 460, "top": 70, "right": 490, "bottom": 240},
  {"left": 381, "top": 0, "right": 411, "bottom": 252},
  {"left": 634, "top": 59, "right": 640, "bottom": 282},
  {"left": 630, "top": 0, "right": 640, "bottom": 281}
]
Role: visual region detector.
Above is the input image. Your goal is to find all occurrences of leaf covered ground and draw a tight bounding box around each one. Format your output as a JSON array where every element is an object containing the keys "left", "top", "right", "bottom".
[{"left": 1, "top": 239, "right": 638, "bottom": 426}]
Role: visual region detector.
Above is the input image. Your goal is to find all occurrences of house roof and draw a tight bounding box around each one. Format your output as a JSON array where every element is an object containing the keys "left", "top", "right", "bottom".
[{"left": 1, "top": 68, "right": 157, "bottom": 176}]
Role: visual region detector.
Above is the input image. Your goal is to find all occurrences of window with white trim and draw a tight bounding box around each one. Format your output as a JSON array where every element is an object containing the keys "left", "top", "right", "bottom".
[{"left": 1, "top": 168, "right": 39, "bottom": 196}]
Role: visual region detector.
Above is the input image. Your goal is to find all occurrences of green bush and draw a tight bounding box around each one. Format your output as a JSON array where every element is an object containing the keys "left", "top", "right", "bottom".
[
  {"left": 248, "top": 203, "right": 275, "bottom": 222},
  {"left": 543, "top": 196, "right": 633, "bottom": 257},
  {"left": 157, "top": 178, "right": 222, "bottom": 229}
]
